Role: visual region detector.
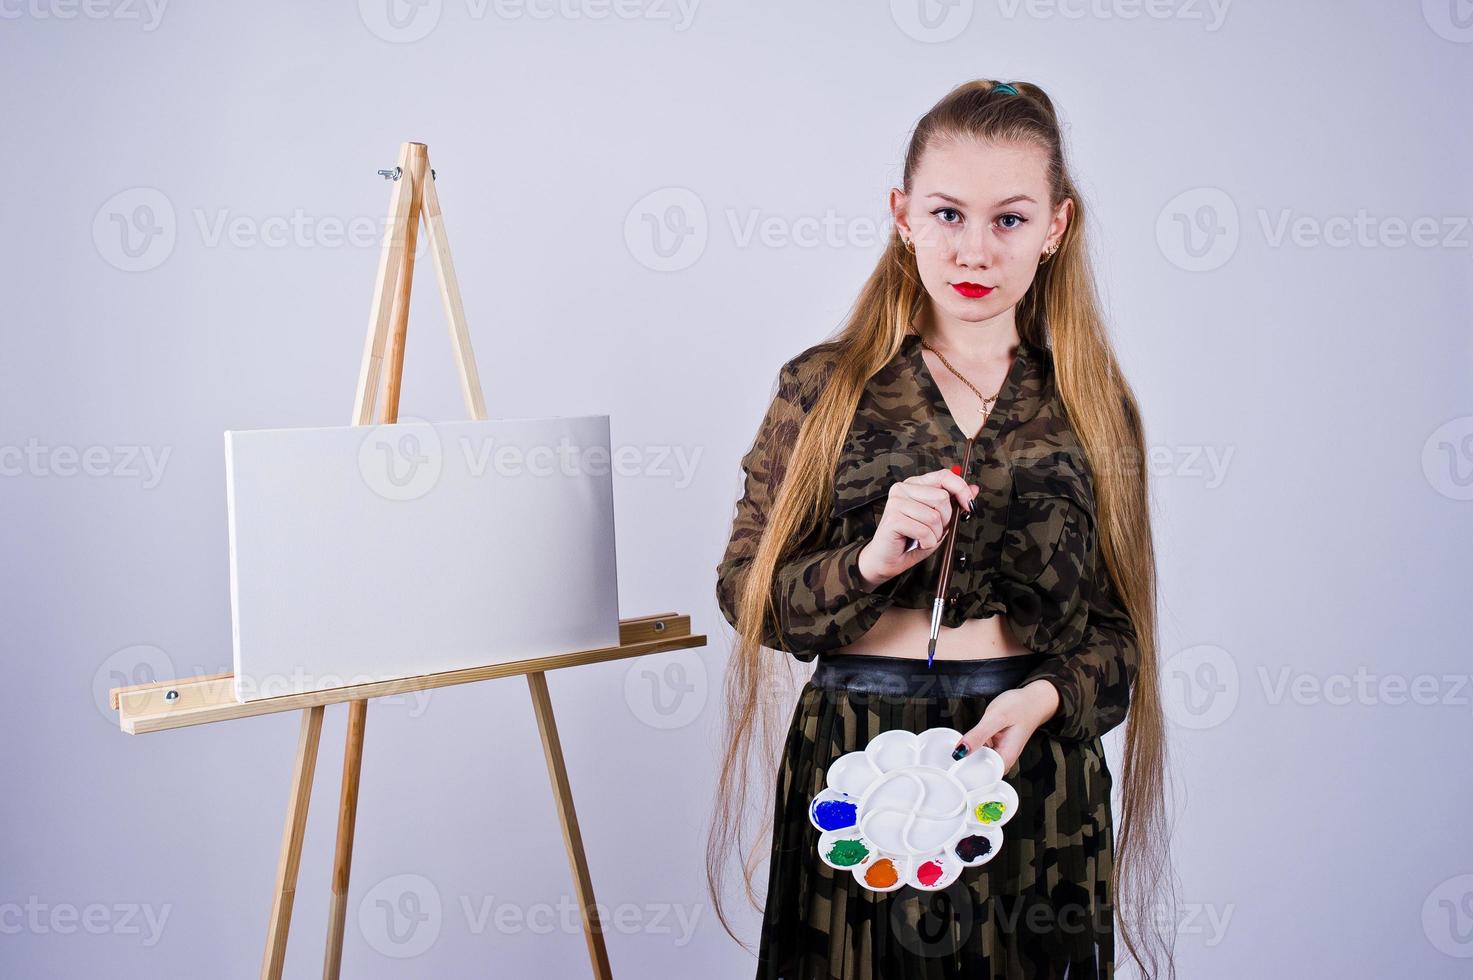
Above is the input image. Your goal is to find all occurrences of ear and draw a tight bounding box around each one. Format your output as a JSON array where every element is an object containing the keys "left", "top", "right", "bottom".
[
  {"left": 889, "top": 186, "right": 912, "bottom": 240},
  {"left": 1049, "top": 197, "right": 1074, "bottom": 246}
]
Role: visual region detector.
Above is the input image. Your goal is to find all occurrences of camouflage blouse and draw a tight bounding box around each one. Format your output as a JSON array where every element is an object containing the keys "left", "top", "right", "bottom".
[{"left": 714, "top": 329, "right": 1139, "bottom": 741}]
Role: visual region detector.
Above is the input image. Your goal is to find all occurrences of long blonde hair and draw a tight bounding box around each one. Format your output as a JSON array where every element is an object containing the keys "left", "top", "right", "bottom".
[{"left": 707, "top": 79, "right": 1176, "bottom": 978}]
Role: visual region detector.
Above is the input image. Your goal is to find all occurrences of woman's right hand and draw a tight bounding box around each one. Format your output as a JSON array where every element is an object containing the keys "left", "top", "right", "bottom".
[{"left": 855, "top": 465, "right": 978, "bottom": 591}]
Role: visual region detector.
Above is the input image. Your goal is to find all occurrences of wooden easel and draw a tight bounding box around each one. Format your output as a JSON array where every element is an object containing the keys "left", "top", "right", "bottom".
[{"left": 108, "top": 142, "right": 705, "bottom": 979}]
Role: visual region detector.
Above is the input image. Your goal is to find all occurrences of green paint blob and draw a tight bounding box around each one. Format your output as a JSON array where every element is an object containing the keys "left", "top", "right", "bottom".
[
  {"left": 826, "top": 839, "right": 870, "bottom": 867},
  {"left": 976, "top": 800, "right": 1007, "bottom": 824}
]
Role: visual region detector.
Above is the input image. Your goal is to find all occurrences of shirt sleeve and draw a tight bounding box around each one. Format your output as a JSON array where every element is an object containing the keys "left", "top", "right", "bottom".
[
  {"left": 714, "top": 359, "right": 904, "bottom": 661},
  {"left": 1018, "top": 536, "right": 1140, "bottom": 741}
]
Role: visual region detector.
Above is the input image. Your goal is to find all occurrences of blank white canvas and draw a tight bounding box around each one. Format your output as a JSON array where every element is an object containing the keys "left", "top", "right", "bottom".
[{"left": 224, "top": 415, "right": 621, "bottom": 702}]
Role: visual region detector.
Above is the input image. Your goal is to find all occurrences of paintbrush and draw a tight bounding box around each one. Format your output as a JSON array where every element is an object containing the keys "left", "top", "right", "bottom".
[{"left": 926, "top": 435, "right": 976, "bottom": 668}]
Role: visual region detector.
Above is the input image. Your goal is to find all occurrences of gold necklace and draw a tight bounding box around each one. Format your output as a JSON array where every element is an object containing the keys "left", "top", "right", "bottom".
[{"left": 920, "top": 338, "right": 1010, "bottom": 425}]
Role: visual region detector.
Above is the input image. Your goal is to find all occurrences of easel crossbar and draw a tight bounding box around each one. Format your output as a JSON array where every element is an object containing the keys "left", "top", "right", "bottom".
[{"left": 112, "top": 614, "right": 701, "bottom": 734}]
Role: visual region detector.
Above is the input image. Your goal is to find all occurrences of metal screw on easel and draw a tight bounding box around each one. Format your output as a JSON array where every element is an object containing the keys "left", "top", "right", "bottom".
[
  {"left": 377, "top": 166, "right": 435, "bottom": 181},
  {"left": 165, "top": 690, "right": 178, "bottom": 701}
]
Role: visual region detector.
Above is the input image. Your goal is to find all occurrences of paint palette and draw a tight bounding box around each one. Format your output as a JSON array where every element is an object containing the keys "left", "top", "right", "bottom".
[{"left": 809, "top": 728, "right": 1018, "bottom": 893}]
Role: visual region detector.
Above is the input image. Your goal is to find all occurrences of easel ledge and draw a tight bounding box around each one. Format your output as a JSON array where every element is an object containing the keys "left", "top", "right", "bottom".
[{"left": 110, "top": 613, "right": 702, "bottom": 734}]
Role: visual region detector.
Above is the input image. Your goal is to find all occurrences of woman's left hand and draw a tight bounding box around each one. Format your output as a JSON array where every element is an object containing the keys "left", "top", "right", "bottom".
[{"left": 952, "top": 679, "right": 1060, "bottom": 773}]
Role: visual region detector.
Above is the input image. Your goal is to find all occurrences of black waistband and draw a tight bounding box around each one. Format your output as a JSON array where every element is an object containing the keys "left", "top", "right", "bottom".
[{"left": 808, "top": 652, "right": 1045, "bottom": 698}]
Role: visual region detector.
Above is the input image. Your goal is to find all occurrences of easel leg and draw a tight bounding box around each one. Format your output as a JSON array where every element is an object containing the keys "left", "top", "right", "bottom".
[
  {"left": 320, "top": 141, "right": 427, "bottom": 976},
  {"left": 261, "top": 705, "right": 325, "bottom": 980},
  {"left": 421, "top": 167, "right": 488, "bottom": 421},
  {"left": 380, "top": 145, "right": 426, "bottom": 420},
  {"left": 353, "top": 142, "right": 418, "bottom": 427},
  {"left": 322, "top": 700, "right": 367, "bottom": 980},
  {"left": 527, "top": 671, "right": 614, "bottom": 980}
]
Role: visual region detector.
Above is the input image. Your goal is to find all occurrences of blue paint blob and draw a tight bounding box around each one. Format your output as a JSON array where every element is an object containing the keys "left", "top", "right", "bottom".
[{"left": 812, "top": 798, "right": 858, "bottom": 831}]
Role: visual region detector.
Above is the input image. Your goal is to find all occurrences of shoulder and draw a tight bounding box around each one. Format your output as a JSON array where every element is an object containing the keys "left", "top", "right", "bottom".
[
  {"left": 1006, "top": 345, "right": 1086, "bottom": 468},
  {"left": 1025, "top": 337, "right": 1057, "bottom": 381},
  {"left": 777, "top": 340, "right": 844, "bottom": 412}
]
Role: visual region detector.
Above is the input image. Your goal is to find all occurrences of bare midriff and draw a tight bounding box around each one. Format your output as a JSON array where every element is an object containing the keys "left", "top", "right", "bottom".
[{"left": 830, "top": 605, "right": 1033, "bottom": 661}]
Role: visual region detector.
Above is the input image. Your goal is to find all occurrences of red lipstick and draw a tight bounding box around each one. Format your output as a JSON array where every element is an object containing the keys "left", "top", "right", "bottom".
[{"left": 951, "top": 282, "right": 994, "bottom": 299}]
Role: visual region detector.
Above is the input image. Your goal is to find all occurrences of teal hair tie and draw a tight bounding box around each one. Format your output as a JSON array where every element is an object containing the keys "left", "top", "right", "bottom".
[{"left": 993, "top": 83, "right": 1019, "bottom": 95}]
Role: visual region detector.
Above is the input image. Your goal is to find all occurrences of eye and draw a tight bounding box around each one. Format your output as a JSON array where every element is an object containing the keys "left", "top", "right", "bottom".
[
  {"left": 997, "top": 212, "right": 1028, "bottom": 230},
  {"left": 931, "top": 207, "right": 962, "bottom": 225}
]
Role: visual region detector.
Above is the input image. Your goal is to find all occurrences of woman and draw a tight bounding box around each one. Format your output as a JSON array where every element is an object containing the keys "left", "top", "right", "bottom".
[{"left": 708, "top": 80, "right": 1174, "bottom": 979}]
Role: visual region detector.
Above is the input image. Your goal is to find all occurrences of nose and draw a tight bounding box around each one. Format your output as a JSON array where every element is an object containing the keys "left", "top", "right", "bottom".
[{"left": 953, "top": 223, "right": 994, "bottom": 270}]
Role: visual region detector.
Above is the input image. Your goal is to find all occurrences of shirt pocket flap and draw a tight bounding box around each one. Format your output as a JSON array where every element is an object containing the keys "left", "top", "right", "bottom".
[
  {"left": 1008, "top": 452, "right": 1095, "bottom": 525},
  {"left": 1003, "top": 452, "right": 1096, "bottom": 581}
]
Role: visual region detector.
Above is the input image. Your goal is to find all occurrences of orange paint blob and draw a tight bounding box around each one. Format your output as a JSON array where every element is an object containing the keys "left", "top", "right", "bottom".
[{"left": 864, "top": 858, "right": 899, "bottom": 888}]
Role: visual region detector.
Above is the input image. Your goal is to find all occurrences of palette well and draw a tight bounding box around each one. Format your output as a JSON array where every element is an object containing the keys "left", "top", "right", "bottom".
[{"left": 808, "top": 727, "right": 1018, "bottom": 893}]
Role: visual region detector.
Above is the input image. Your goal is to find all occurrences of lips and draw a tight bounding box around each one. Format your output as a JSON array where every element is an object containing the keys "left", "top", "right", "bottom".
[{"left": 951, "top": 282, "right": 994, "bottom": 299}]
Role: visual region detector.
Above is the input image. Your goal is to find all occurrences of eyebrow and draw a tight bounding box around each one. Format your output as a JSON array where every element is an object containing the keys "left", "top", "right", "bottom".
[{"left": 926, "top": 192, "right": 1038, "bottom": 208}]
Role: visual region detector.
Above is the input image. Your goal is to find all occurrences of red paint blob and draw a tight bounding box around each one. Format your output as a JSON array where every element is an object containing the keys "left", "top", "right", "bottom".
[
  {"left": 917, "top": 860, "right": 944, "bottom": 886},
  {"left": 950, "top": 464, "right": 962, "bottom": 475}
]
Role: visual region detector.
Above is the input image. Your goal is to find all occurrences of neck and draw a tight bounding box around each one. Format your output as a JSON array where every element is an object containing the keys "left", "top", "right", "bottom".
[{"left": 913, "top": 306, "right": 1021, "bottom": 362}]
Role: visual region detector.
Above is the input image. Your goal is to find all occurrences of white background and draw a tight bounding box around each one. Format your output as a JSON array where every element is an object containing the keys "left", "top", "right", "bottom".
[{"left": 2, "top": 1, "right": 1471, "bottom": 976}]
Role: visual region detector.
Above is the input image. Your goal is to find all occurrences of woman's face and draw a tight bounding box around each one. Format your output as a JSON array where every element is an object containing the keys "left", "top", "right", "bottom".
[{"left": 891, "top": 138, "right": 1071, "bottom": 329}]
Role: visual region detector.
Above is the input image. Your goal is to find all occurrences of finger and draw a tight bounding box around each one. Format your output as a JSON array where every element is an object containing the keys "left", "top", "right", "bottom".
[
  {"left": 895, "top": 481, "right": 973, "bottom": 526},
  {"left": 891, "top": 509, "right": 945, "bottom": 551},
  {"left": 953, "top": 710, "right": 1007, "bottom": 760},
  {"left": 895, "top": 481, "right": 953, "bottom": 518},
  {"left": 905, "top": 469, "right": 978, "bottom": 514},
  {"left": 991, "top": 727, "right": 1028, "bottom": 773},
  {"left": 889, "top": 496, "right": 948, "bottom": 544},
  {"left": 949, "top": 469, "right": 978, "bottom": 513},
  {"left": 907, "top": 465, "right": 973, "bottom": 490}
]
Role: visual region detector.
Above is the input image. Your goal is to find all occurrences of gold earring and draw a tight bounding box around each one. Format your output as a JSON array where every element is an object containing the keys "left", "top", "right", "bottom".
[
  {"left": 1039, "top": 241, "right": 1059, "bottom": 264},
  {"left": 902, "top": 236, "right": 916, "bottom": 253}
]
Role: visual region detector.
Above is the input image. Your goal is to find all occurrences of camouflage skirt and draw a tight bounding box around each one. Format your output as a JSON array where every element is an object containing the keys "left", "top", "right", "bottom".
[{"left": 756, "top": 652, "right": 1115, "bottom": 980}]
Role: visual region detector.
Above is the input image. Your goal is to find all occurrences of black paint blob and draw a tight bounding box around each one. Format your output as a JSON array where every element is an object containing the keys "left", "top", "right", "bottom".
[{"left": 955, "top": 834, "right": 994, "bottom": 862}]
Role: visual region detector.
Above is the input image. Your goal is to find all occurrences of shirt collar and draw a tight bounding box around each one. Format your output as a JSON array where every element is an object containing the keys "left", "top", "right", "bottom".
[
  {"left": 830, "top": 331, "right": 1052, "bottom": 515},
  {"left": 898, "top": 330, "right": 1049, "bottom": 447}
]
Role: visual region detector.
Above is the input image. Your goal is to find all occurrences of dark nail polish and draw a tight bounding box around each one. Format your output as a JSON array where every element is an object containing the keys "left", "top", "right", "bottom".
[{"left": 952, "top": 743, "right": 968, "bottom": 761}]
